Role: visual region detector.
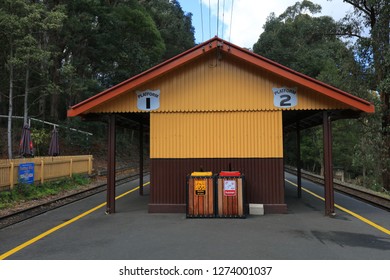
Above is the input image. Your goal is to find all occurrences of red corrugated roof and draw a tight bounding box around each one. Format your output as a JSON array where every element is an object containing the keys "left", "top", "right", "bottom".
[{"left": 67, "top": 36, "right": 375, "bottom": 117}]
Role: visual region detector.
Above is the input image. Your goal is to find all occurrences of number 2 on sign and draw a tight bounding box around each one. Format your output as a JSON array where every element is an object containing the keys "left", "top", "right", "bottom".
[{"left": 272, "top": 87, "right": 298, "bottom": 108}]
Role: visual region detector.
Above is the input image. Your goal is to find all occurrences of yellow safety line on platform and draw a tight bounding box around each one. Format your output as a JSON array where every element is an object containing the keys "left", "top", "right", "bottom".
[
  {"left": 285, "top": 179, "right": 390, "bottom": 236},
  {"left": 0, "top": 182, "right": 150, "bottom": 260}
]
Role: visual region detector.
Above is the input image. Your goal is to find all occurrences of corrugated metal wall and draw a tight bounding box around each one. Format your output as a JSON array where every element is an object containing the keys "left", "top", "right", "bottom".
[
  {"left": 149, "top": 158, "right": 285, "bottom": 213},
  {"left": 88, "top": 51, "right": 350, "bottom": 114},
  {"left": 150, "top": 111, "right": 283, "bottom": 158}
]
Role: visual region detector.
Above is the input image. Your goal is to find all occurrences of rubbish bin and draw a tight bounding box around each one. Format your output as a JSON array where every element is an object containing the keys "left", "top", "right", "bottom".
[
  {"left": 217, "top": 171, "right": 246, "bottom": 218},
  {"left": 186, "top": 172, "right": 215, "bottom": 218}
]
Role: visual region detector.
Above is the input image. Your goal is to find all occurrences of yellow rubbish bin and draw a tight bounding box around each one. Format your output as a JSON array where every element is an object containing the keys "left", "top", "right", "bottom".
[{"left": 186, "top": 172, "right": 215, "bottom": 218}]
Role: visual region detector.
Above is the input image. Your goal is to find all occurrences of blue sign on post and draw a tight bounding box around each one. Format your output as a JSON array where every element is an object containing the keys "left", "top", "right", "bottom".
[{"left": 18, "top": 163, "right": 35, "bottom": 184}]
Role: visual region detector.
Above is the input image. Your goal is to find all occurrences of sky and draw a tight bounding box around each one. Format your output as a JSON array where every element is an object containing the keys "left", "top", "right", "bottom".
[{"left": 178, "top": 0, "right": 354, "bottom": 48}]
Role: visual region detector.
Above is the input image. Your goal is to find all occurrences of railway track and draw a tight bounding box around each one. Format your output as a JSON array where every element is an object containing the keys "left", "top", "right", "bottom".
[
  {"left": 2, "top": 167, "right": 388, "bottom": 230},
  {"left": 285, "top": 167, "right": 390, "bottom": 212},
  {"left": 0, "top": 171, "right": 149, "bottom": 230}
]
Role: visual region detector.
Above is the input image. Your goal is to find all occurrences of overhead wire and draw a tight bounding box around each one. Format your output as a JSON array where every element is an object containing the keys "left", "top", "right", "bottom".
[
  {"left": 229, "top": 0, "right": 234, "bottom": 42},
  {"left": 222, "top": 0, "right": 225, "bottom": 40},
  {"left": 209, "top": 0, "right": 211, "bottom": 39},
  {"left": 199, "top": 0, "right": 204, "bottom": 42},
  {"left": 217, "top": 0, "right": 220, "bottom": 37}
]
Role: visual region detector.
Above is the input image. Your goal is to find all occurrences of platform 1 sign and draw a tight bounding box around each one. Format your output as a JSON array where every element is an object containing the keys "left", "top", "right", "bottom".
[
  {"left": 18, "top": 162, "right": 34, "bottom": 184},
  {"left": 136, "top": 89, "right": 160, "bottom": 111}
]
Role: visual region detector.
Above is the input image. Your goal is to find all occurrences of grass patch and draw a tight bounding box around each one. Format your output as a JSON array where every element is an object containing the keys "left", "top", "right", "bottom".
[{"left": 0, "top": 175, "right": 91, "bottom": 210}]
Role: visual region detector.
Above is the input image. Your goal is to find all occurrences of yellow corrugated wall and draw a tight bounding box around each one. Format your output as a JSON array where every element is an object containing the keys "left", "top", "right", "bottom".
[
  {"left": 89, "top": 51, "right": 350, "bottom": 114},
  {"left": 150, "top": 111, "right": 283, "bottom": 158}
]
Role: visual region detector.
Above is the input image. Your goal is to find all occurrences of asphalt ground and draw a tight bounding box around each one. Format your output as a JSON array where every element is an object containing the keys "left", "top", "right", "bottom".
[{"left": 0, "top": 173, "right": 389, "bottom": 260}]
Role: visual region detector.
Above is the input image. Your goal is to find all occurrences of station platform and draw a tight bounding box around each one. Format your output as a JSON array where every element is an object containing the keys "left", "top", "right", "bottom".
[{"left": 0, "top": 173, "right": 389, "bottom": 260}]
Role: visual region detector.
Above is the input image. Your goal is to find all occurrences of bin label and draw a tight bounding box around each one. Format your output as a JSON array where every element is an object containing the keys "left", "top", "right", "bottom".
[
  {"left": 194, "top": 179, "right": 206, "bottom": 196},
  {"left": 224, "top": 180, "right": 236, "bottom": 196}
]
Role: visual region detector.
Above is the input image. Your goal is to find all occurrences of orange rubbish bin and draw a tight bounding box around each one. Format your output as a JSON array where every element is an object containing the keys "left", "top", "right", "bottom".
[{"left": 186, "top": 172, "right": 215, "bottom": 218}]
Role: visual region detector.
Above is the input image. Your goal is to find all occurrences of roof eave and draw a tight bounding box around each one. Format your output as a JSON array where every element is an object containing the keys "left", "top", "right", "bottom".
[
  {"left": 67, "top": 37, "right": 220, "bottom": 117},
  {"left": 67, "top": 36, "right": 375, "bottom": 117}
]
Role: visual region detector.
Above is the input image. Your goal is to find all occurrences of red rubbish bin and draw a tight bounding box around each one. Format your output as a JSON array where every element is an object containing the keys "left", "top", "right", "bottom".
[{"left": 217, "top": 171, "right": 245, "bottom": 218}]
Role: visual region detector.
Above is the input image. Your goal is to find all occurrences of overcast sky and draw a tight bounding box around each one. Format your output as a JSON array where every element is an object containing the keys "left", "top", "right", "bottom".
[{"left": 178, "top": 0, "right": 354, "bottom": 48}]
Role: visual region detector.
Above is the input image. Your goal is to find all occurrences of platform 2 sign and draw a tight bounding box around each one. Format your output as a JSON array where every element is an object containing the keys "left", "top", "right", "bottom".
[
  {"left": 18, "top": 162, "right": 34, "bottom": 184},
  {"left": 223, "top": 180, "right": 237, "bottom": 196},
  {"left": 194, "top": 179, "right": 206, "bottom": 196},
  {"left": 272, "top": 87, "right": 298, "bottom": 108}
]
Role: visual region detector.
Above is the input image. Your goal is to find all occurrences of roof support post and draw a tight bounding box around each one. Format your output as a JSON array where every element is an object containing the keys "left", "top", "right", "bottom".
[
  {"left": 106, "top": 114, "right": 116, "bottom": 214},
  {"left": 139, "top": 123, "right": 144, "bottom": 196},
  {"left": 323, "top": 111, "right": 335, "bottom": 216},
  {"left": 296, "top": 120, "right": 302, "bottom": 198}
]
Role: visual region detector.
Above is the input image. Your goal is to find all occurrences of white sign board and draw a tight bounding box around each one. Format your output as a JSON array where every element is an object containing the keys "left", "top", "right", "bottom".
[
  {"left": 136, "top": 89, "right": 160, "bottom": 111},
  {"left": 224, "top": 180, "right": 237, "bottom": 196},
  {"left": 272, "top": 87, "right": 298, "bottom": 108}
]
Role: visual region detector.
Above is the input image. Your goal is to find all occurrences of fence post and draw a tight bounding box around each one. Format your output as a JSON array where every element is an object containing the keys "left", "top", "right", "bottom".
[
  {"left": 88, "top": 156, "right": 92, "bottom": 175},
  {"left": 70, "top": 158, "right": 73, "bottom": 178},
  {"left": 10, "top": 162, "right": 15, "bottom": 189},
  {"left": 40, "top": 160, "right": 44, "bottom": 184}
]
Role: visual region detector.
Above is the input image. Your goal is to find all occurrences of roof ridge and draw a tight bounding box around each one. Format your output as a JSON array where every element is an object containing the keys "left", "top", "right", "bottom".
[{"left": 67, "top": 36, "right": 374, "bottom": 117}]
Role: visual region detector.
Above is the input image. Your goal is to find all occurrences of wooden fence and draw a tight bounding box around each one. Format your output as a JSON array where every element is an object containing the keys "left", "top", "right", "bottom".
[{"left": 0, "top": 155, "right": 93, "bottom": 190}]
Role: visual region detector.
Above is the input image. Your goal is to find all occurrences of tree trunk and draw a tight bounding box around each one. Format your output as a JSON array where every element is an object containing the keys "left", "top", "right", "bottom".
[
  {"left": 23, "top": 65, "right": 30, "bottom": 125},
  {"left": 50, "top": 58, "right": 62, "bottom": 120},
  {"left": 7, "top": 47, "right": 14, "bottom": 159}
]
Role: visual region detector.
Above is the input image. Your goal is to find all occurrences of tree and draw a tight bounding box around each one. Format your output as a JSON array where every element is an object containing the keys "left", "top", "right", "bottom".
[
  {"left": 140, "top": 0, "right": 195, "bottom": 60},
  {"left": 94, "top": 1, "right": 166, "bottom": 87},
  {"left": 0, "top": 0, "right": 197, "bottom": 159},
  {"left": 253, "top": 1, "right": 354, "bottom": 82},
  {"left": 0, "top": 0, "right": 65, "bottom": 158},
  {"left": 253, "top": 1, "right": 381, "bottom": 188},
  {"left": 46, "top": 0, "right": 166, "bottom": 118},
  {"left": 336, "top": 0, "right": 390, "bottom": 190}
]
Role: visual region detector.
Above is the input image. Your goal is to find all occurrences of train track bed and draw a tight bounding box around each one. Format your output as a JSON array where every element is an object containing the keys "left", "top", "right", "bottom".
[
  {"left": 285, "top": 167, "right": 390, "bottom": 211},
  {"left": 0, "top": 169, "right": 148, "bottom": 230}
]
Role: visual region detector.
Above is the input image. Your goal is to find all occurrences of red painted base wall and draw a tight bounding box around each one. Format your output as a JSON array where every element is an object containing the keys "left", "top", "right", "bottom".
[{"left": 149, "top": 158, "right": 287, "bottom": 214}]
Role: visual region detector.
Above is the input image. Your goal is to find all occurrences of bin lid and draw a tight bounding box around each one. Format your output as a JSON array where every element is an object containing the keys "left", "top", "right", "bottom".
[
  {"left": 219, "top": 171, "right": 241, "bottom": 176},
  {"left": 191, "top": 171, "right": 213, "bottom": 176}
]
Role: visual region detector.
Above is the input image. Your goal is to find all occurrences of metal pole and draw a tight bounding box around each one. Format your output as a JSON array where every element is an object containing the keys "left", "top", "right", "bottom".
[
  {"left": 139, "top": 123, "right": 144, "bottom": 196},
  {"left": 296, "top": 121, "right": 302, "bottom": 198},
  {"left": 323, "top": 111, "right": 335, "bottom": 216},
  {"left": 106, "top": 114, "right": 116, "bottom": 214}
]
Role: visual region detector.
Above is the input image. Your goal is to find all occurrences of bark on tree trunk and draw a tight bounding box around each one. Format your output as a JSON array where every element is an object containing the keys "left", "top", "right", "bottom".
[
  {"left": 23, "top": 66, "right": 30, "bottom": 125},
  {"left": 7, "top": 48, "right": 14, "bottom": 159}
]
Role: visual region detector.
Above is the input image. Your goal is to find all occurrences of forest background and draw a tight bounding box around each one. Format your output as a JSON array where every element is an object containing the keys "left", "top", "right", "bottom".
[{"left": 0, "top": 0, "right": 389, "bottom": 193}]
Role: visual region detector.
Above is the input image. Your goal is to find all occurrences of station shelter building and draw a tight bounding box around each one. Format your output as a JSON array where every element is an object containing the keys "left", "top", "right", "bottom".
[{"left": 67, "top": 37, "right": 375, "bottom": 216}]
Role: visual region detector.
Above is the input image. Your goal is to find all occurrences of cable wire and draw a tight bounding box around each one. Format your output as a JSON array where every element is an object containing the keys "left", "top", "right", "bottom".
[
  {"left": 209, "top": 0, "right": 211, "bottom": 38},
  {"left": 199, "top": 0, "right": 204, "bottom": 42},
  {"left": 222, "top": 0, "right": 225, "bottom": 40},
  {"left": 217, "top": 0, "right": 220, "bottom": 37},
  {"left": 229, "top": 0, "right": 234, "bottom": 42}
]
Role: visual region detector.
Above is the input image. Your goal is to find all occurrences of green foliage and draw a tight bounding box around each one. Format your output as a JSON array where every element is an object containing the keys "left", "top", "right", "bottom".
[
  {"left": 31, "top": 128, "right": 50, "bottom": 156},
  {"left": 256, "top": 1, "right": 384, "bottom": 190},
  {"left": 142, "top": 0, "right": 195, "bottom": 60},
  {"left": 337, "top": 0, "right": 390, "bottom": 190},
  {"left": 0, "top": 175, "right": 90, "bottom": 210},
  {"left": 253, "top": 6, "right": 351, "bottom": 82},
  {"left": 0, "top": 0, "right": 196, "bottom": 158},
  {"left": 0, "top": 0, "right": 195, "bottom": 122}
]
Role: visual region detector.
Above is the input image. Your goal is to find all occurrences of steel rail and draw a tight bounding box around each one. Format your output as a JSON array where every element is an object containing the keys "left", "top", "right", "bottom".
[
  {"left": 0, "top": 172, "right": 149, "bottom": 230},
  {"left": 285, "top": 168, "right": 390, "bottom": 212}
]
